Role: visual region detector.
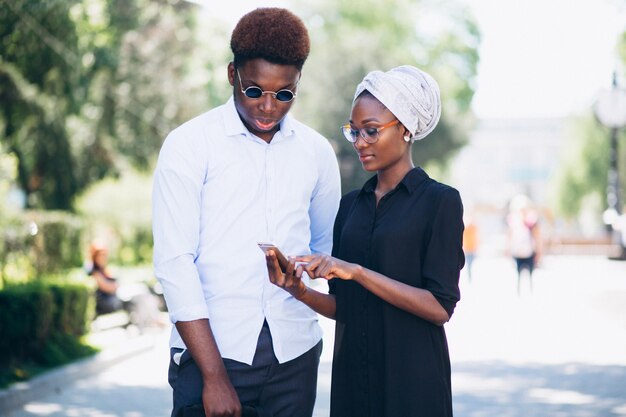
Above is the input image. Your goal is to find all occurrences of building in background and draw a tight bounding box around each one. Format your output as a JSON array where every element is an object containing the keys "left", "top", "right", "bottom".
[{"left": 450, "top": 117, "right": 609, "bottom": 255}]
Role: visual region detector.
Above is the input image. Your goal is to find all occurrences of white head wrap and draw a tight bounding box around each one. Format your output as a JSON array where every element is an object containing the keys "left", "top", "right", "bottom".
[{"left": 354, "top": 65, "right": 442, "bottom": 141}]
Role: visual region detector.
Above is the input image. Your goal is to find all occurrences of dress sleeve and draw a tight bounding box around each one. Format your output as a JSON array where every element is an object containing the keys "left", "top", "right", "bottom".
[{"left": 422, "top": 188, "right": 465, "bottom": 317}]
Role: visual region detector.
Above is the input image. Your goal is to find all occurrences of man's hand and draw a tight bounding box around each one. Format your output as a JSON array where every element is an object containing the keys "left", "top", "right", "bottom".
[
  {"left": 175, "top": 319, "right": 241, "bottom": 417},
  {"left": 202, "top": 374, "right": 241, "bottom": 417}
]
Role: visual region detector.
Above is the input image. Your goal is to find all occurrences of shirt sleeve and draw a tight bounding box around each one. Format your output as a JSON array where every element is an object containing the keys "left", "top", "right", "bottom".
[
  {"left": 308, "top": 140, "right": 341, "bottom": 256},
  {"left": 422, "top": 187, "right": 465, "bottom": 318},
  {"left": 152, "top": 130, "right": 209, "bottom": 324}
]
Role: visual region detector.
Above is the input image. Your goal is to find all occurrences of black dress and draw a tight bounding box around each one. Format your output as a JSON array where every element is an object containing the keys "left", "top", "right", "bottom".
[{"left": 329, "top": 168, "right": 464, "bottom": 417}]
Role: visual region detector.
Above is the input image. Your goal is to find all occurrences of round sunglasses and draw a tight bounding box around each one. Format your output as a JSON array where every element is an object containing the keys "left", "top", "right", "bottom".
[{"left": 237, "top": 70, "right": 298, "bottom": 103}]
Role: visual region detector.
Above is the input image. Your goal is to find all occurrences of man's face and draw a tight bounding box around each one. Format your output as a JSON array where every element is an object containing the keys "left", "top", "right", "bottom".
[{"left": 228, "top": 58, "right": 301, "bottom": 143}]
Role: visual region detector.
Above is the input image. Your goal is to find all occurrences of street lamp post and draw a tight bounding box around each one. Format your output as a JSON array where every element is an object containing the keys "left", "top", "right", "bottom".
[
  {"left": 594, "top": 72, "right": 626, "bottom": 259},
  {"left": 593, "top": 72, "right": 626, "bottom": 254}
]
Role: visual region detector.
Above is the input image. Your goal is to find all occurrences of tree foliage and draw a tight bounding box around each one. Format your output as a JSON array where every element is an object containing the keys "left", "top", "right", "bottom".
[
  {"left": 292, "top": 0, "right": 480, "bottom": 191},
  {"left": 554, "top": 115, "right": 624, "bottom": 217},
  {"left": 554, "top": 27, "right": 626, "bottom": 219},
  {"left": 0, "top": 0, "right": 203, "bottom": 210},
  {"left": 1, "top": 0, "right": 479, "bottom": 208}
]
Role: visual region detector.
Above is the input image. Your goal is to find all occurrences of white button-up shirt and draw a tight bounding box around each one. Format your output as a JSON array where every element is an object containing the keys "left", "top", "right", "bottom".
[{"left": 152, "top": 97, "right": 341, "bottom": 364}]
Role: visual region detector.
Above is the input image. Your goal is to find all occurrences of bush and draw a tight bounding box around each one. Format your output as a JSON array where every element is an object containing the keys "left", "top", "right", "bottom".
[
  {"left": 28, "top": 211, "right": 84, "bottom": 275},
  {"left": 118, "top": 225, "right": 153, "bottom": 265},
  {"left": 0, "top": 280, "right": 97, "bottom": 387},
  {"left": 75, "top": 169, "right": 153, "bottom": 266},
  {"left": 0, "top": 210, "right": 84, "bottom": 286},
  {"left": 0, "top": 283, "right": 54, "bottom": 364}
]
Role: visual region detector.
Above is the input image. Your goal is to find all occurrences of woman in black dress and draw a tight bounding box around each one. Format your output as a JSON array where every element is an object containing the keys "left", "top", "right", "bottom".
[{"left": 266, "top": 65, "right": 464, "bottom": 417}]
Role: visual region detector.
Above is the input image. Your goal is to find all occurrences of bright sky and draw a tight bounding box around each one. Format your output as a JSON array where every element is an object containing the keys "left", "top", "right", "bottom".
[
  {"left": 463, "top": 0, "right": 626, "bottom": 119},
  {"left": 199, "top": 0, "right": 626, "bottom": 120}
]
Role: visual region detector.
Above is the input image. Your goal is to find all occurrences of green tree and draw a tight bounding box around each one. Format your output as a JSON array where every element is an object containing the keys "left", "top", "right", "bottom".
[
  {"left": 554, "top": 27, "right": 626, "bottom": 219},
  {"left": 0, "top": 0, "right": 203, "bottom": 210},
  {"left": 292, "top": 0, "right": 480, "bottom": 191},
  {"left": 0, "top": 0, "right": 82, "bottom": 210},
  {"left": 553, "top": 115, "right": 623, "bottom": 217},
  {"left": 2, "top": 0, "right": 480, "bottom": 207}
]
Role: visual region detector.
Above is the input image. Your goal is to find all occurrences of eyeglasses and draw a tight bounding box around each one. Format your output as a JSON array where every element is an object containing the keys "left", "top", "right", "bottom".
[
  {"left": 341, "top": 119, "right": 400, "bottom": 144},
  {"left": 237, "top": 70, "right": 298, "bottom": 103}
]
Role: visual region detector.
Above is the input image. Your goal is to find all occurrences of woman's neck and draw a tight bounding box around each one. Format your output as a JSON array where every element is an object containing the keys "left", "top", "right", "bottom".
[{"left": 376, "top": 160, "right": 414, "bottom": 196}]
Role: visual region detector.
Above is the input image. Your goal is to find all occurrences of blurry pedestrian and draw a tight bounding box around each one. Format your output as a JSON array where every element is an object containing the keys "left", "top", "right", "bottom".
[
  {"left": 267, "top": 65, "right": 464, "bottom": 417},
  {"left": 463, "top": 213, "right": 479, "bottom": 282},
  {"left": 507, "top": 194, "right": 542, "bottom": 294},
  {"left": 88, "top": 240, "right": 164, "bottom": 329},
  {"left": 88, "top": 240, "right": 123, "bottom": 315},
  {"left": 151, "top": 8, "right": 341, "bottom": 417}
]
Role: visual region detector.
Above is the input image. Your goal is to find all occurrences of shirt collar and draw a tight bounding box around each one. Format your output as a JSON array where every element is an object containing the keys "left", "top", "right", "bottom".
[
  {"left": 223, "top": 96, "right": 296, "bottom": 139},
  {"left": 360, "top": 167, "right": 430, "bottom": 195}
]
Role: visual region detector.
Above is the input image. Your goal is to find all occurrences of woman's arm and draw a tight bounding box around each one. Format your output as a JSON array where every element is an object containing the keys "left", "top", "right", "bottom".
[
  {"left": 266, "top": 252, "right": 337, "bottom": 319},
  {"left": 296, "top": 254, "right": 449, "bottom": 326},
  {"left": 93, "top": 271, "right": 118, "bottom": 295},
  {"left": 352, "top": 264, "right": 449, "bottom": 325}
]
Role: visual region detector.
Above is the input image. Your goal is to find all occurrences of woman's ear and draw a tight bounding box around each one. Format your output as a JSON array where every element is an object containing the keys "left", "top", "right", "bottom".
[{"left": 403, "top": 128, "right": 413, "bottom": 143}]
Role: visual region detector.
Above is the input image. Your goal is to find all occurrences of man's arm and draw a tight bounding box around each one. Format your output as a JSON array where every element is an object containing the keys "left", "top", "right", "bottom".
[
  {"left": 152, "top": 132, "right": 240, "bottom": 417},
  {"left": 176, "top": 320, "right": 241, "bottom": 417},
  {"left": 308, "top": 140, "right": 341, "bottom": 255}
]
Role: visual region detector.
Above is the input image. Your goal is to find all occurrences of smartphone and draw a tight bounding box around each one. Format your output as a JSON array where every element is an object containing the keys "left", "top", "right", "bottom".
[{"left": 257, "top": 242, "right": 289, "bottom": 273}]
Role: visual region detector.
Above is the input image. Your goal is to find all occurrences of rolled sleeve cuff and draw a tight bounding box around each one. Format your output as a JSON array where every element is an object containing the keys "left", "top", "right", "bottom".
[
  {"left": 168, "top": 303, "right": 210, "bottom": 324},
  {"left": 433, "top": 294, "right": 457, "bottom": 319}
]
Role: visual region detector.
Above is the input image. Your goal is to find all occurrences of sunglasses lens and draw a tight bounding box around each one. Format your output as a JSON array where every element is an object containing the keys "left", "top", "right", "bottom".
[
  {"left": 244, "top": 87, "right": 263, "bottom": 99},
  {"left": 275, "top": 90, "right": 294, "bottom": 102}
]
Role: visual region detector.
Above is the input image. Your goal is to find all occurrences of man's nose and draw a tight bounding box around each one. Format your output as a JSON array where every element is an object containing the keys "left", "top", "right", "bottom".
[{"left": 259, "top": 93, "right": 276, "bottom": 113}]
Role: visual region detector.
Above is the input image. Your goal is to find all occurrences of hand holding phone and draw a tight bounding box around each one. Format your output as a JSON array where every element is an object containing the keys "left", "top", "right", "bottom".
[{"left": 257, "top": 242, "right": 289, "bottom": 273}]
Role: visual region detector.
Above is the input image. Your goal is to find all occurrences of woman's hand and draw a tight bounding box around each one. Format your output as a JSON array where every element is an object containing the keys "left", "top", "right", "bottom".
[
  {"left": 295, "top": 254, "right": 360, "bottom": 281},
  {"left": 265, "top": 251, "right": 308, "bottom": 300}
]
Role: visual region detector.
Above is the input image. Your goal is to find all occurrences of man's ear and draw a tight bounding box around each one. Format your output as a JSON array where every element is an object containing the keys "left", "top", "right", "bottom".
[{"left": 227, "top": 62, "right": 235, "bottom": 86}]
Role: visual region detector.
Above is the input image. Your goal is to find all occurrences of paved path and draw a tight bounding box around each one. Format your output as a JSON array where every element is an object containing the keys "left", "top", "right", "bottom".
[
  {"left": 4, "top": 255, "right": 626, "bottom": 417},
  {"left": 447, "top": 255, "right": 626, "bottom": 417}
]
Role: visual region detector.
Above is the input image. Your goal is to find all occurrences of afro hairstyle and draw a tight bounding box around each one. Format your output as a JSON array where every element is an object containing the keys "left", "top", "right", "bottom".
[{"left": 230, "top": 8, "right": 310, "bottom": 70}]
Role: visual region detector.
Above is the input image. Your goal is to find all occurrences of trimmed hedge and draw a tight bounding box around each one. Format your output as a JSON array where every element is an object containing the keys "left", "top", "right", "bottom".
[
  {"left": 0, "top": 280, "right": 96, "bottom": 387},
  {"left": 26, "top": 211, "right": 84, "bottom": 275},
  {"left": 0, "top": 210, "right": 84, "bottom": 286}
]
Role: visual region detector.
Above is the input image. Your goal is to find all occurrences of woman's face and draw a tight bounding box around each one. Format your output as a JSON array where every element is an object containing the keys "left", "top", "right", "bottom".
[
  {"left": 228, "top": 58, "right": 300, "bottom": 143},
  {"left": 349, "top": 94, "right": 410, "bottom": 172},
  {"left": 94, "top": 250, "right": 108, "bottom": 267}
]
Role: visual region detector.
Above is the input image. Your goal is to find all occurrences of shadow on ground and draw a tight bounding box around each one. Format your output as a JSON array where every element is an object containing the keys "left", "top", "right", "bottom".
[
  {"left": 9, "top": 383, "right": 171, "bottom": 417},
  {"left": 453, "top": 361, "right": 626, "bottom": 417}
]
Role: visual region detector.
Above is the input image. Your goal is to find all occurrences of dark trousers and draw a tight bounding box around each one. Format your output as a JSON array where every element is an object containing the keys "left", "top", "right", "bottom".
[{"left": 168, "top": 321, "right": 322, "bottom": 417}]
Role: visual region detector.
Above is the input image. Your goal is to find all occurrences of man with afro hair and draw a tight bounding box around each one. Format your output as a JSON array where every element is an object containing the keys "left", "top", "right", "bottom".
[{"left": 152, "top": 7, "right": 340, "bottom": 417}]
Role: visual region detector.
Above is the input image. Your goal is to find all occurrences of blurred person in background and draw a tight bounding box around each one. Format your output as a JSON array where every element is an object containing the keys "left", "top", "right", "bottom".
[
  {"left": 267, "top": 65, "right": 464, "bottom": 417},
  {"left": 462, "top": 212, "right": 479, "bottom": 282},
  {"left": 506, "top": 194, "right": 542, "bottom": 294},
  {"left": 88, "top": 240, "right": 123, "bottom": 315},
  {"left": 152, "top": 7, "right": 341, "bottom": 417},
  {"left": 88, "top": 240, "right": 164, "bottom": 329}
]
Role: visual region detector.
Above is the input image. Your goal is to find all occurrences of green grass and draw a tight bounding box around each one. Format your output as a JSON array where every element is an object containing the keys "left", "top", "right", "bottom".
[{"left": 0, "top": 335, "right": 100, "bottom": 389}]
